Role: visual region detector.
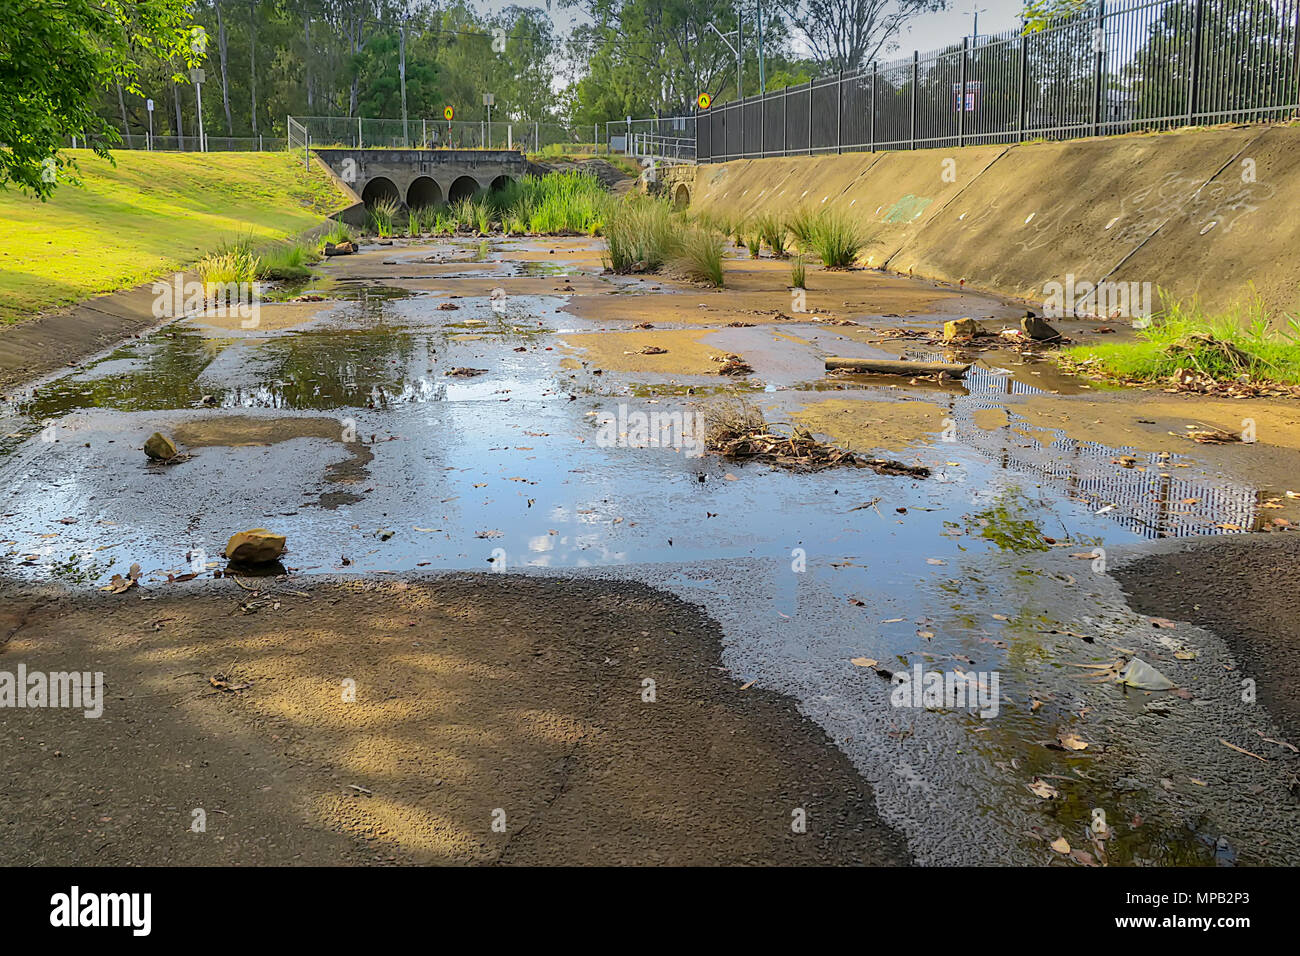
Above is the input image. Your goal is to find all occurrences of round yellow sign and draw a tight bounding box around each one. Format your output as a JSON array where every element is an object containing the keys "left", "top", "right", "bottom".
[
  {"left": 443, "top": 106, "right": 454, "bottom": 121},
  {"left": 697, "top": 93, "right": 711, "bottom": 110}
]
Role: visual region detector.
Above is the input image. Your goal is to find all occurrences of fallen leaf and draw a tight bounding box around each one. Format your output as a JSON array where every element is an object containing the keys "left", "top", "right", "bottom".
[
  {"left": 850, "top": 657, "right": 879, "bottom": 668},
  {"left": 1050, "top": 837, "right": 1071, "bottom": 854}
]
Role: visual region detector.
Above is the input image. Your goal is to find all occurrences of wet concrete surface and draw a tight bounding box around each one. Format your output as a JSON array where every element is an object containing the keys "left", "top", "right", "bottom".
[{"left": 2, "top": 235, "right": 1298, "bottom": 865}]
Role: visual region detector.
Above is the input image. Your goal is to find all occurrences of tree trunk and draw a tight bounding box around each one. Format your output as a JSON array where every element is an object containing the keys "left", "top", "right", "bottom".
[
  {"left": 172, "top": 80, "right": 184, "bottom": 145},
  {"left": 116, "top": 83, "right": 131, "bottom": 146},
  {"left": 248, "top": 0, "right": 259, "bottom": 135},
  {"left": 217, "top": 1, "right": 233, "bottom": 134},
  {"left": 304, "top": 12, "right": 313, "bottom": 110}
]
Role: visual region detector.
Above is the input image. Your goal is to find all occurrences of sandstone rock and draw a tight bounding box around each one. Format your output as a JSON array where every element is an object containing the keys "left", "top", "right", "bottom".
[
  {"left": 1021, "top": 312, "right": 1061, "bottom": 341},
  {"left": 225, "top": 529, "right": 286, "bottom": 565},
  {"left": 942, "top": 317, "right": 983, "bottom": 342},
  {"left": 144, "top": 432, "right": 178, "bottom": 460}
]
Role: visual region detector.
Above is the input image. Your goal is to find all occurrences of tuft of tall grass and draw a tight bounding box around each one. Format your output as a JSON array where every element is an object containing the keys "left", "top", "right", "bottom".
[
  {"left": 257, "top": 241, "right": 317, "bottom": 281},
  {"left": 474, "top": 201, "right": 494, "bottom": 235},
  {"left": 490, "top": 171, "right": 610, "bottom": 235},
  {"left": 785, "top": 207, "right": 817, "bottom": 252},
  {"left": 322, "top": 219, "right": 353, "bottom": 246},
  {"left": 416, "top": 205, "right": 441, "bottom": 234},
  {"left": 673, "top": 226, "right": 725, "bottom": 287},
  {"left": 367, "top": 198, "right": 400, "bottom": 238},
  {"left": 1060, "top": 294, "right": 1300, "bottom": 386},
  {"left": 407, "top": 210, "right": 421, "bottom": 237},
  {"left": 604, "top": 197, "right": 680, "bottom": 273},
  {"left": 197, "top": 248, "right": 260, "bottom": 299},
  {"left": 449, "top": 197, "right": 477, "bottom": 230},
  {"left": 744, "top": 232, "right": 761, "bottom": 258},
  {"left": 756, "top": 212, "right": 787, "bottom": 257},
  {"left": 790, "top": 254, "right": 806, "bottom": 290},
  {"left": 807, "top": 210, "right": 868, "bottom": 268}
]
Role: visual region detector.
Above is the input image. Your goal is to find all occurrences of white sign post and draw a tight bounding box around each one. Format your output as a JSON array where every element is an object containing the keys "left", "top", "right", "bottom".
[
  {"left": 483, "top": 92, "right": 495, "bottom": 148},
  {"left": 146, "top": 99, "right": 154, "bottom": 151}
]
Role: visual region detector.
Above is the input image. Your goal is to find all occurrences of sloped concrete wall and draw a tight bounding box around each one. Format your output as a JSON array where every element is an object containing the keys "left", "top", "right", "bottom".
[{"left": 680, "top": 125, "right": 1297, "bottom": 319}]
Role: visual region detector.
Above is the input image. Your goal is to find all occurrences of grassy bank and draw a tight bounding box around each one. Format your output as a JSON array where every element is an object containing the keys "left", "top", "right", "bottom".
[
  {"left": 1059, "top": 297, "right": 1300, "bottom": 387},
  {"left": 0, "top": 150, "right": 346, "bottom": 323}
]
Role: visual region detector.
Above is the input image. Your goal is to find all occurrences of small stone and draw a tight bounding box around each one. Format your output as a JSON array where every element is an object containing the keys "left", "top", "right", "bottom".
[
  {"left": 225, "top": 529, "right": 286, "bottom": 565},
  {"left": 943, "top": 317, "right": 983, "bottom": 342},
  {"left": 144, "top": 432, "right": 177, "bottom": 460},
  {"left": 1021, "top": 313, "right": 1061, "bottom": 341}
]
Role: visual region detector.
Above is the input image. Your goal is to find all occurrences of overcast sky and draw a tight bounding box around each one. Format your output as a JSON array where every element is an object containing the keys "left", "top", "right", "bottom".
[{"left": 483, "top": 0, "right": 1030, "bottom": 56}]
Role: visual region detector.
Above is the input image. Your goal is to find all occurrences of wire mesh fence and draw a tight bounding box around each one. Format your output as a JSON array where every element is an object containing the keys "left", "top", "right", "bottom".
[{"left": 697, "top": 0, "right": 1300, "bottom": 162}]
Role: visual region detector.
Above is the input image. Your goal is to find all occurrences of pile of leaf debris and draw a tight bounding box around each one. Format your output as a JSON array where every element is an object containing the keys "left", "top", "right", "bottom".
[{"left": 703, "top": 399, "right": 929, "bottom": 476}]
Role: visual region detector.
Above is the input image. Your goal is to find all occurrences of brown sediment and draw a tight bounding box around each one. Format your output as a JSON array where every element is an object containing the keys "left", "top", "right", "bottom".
[{"left": 789, "top": 397, "right": 948, "bottom": 455}]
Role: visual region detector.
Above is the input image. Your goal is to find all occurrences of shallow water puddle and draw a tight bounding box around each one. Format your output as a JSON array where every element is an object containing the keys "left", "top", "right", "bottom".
[{"left": 1, "top": 235, "right": 1293, "bottom": 865}]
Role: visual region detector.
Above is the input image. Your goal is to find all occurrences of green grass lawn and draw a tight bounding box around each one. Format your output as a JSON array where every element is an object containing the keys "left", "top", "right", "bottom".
[{"left": 0, "top": 150, "right": 348, "bottom": 323}]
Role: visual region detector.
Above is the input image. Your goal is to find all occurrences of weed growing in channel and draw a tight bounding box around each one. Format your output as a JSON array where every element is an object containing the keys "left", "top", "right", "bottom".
[
  {"left": 756, "top": 212, "right": 787, "bottom": 257},
  {"left": 806, "top": 210, "right": 869, "bottom": 268},
  {"left": 1060, "top": 294, "right": 1300, "bottom": 386},
  {"left": 367, "top": 197, "right": 400, "bottom": 238}
]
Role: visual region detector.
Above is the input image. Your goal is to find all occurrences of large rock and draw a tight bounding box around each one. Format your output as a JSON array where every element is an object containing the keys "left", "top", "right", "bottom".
[
  {"left": 1021, "top": 313, "right": 1061, "bottom": 341},
  {"left": 225, "top": 529, "right": 286, "bottom": 565},
  {"left": 143, "top": 432, "right": 178, "bottom": 460},
  {"left": 942, "top": 317, "right": 983, "bottom": 342}
]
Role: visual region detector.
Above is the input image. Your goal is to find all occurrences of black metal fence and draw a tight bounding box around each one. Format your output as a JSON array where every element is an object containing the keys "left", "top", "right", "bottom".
[{"left": 698, "top": 0, "right": 1300, "bottom": 162}]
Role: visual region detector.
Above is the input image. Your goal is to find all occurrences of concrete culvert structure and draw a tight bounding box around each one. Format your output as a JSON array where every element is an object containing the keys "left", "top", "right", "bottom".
[
  {"left": 488, "top": 174, "right": 514, "bottom": 194},
  {"left": 361, "top": 176, "right": 401, "bottom": 207},
  {"left": 406, "top": 176, "right": 443, "bottom": 208},
  {"left": 672, "top": 182, "right": 691, "bottom": 210},
  {"left": 448, "top": 175, "right": 480, "bottom": 203}
]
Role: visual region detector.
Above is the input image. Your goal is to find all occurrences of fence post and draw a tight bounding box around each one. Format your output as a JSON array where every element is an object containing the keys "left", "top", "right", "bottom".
[
  {"left": 1187, "top": 0, "right": 1205, "bottom": 124},
  {"left": 783, "top": 85, "right": 789, "bottom": 156},
  {"left": 871, "top": 62, "right": 877, "bottom": 151},
  {"left": 1092, "top": 1, "right": 1106, "bottom": 135},
  {"left": 761, "top": 90, "right": 766, "bottom": 158},
  {"left": 1017, "top": 31, "right": 1027, "bottom": 143},
  {"left": 808, "top": 80, "right": 814, "bottom": 154},
  {"left": 836, "top": 71, "right": 844, "bottom": 153},
  {"left": 357, "top": 116, "right": 362, "bottom": 148},
  {"left": 910, "top": 51, "right": 919, "bottom": 150},
  {"left": 959, "top": 37, "right": 968, "bottom": 147}
]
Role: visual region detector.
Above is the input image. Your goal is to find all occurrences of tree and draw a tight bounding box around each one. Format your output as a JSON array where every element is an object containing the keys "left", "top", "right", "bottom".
[
  {"left": 778, "top": 0, "right": 950, "bottom": 73},
  {"left": 0, "top": 0, "right": 201, "bottom": 198}
]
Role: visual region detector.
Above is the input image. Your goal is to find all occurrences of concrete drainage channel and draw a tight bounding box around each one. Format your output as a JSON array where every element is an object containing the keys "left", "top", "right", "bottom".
[{"left": 1, "top": 234, "right": 1298, "bottom": 865}]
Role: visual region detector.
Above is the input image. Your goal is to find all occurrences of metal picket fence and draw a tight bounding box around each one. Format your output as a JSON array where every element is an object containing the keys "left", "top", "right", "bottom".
[{"left": 697, "top": 0, "right": 1300, "bottom": 162}]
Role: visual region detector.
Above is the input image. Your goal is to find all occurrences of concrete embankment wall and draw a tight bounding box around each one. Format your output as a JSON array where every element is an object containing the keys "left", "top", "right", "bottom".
[{"left": 671, "top": 124, "right": 1300, "bottom": 319}]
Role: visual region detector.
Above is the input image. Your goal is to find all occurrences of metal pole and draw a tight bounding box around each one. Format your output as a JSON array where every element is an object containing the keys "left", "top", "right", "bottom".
[
  {"left": 756, "top": 0, "right": 766, "bottom": 93},
  {"left": 910, "top": 51, "right": 918, "bottom": 150},
  {"left": 422, "top": 117, "right": 427, "bottom": 147},
  {"left": 1187, "top": 0, "right": 1204, "bottom": 124},
  {"left": 736, "top": 3, "right": 743, "bottom": 102},
  {"left": 1017, "top": 24, "right": 1027, "bottom": 142},
  {"left": 808, "top": 80, "right": 813, "bottom": 154},
  {"left": 399, "top": 16, "right": 408, "bottom": 147},
  {"left": 870, "top": 62, "right": 877, "bottom": 151},
  {"left": 358, "top": 115, "right": 362, "bottom": 148},
  {"left": 959, "top": 37, "right": 968, "bottom": 146},
  {"left": 783, "top": 84, "right": 788, "bottom": 156},
  {"left": 836, "top": 72, "right": 843, "bottom": 153},
  {"left": 1092, "top": 1, "right": 1105, "bottom": 135},
  {"left": 195, "top": 79, "right": 205, "bottom": 152}
]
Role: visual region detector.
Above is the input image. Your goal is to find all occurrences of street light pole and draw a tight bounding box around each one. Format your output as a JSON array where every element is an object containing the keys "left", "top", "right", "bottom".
[
  {"left": 707, "top": 22, "right": 741, "bottom": 100},
  {"left": 756, "top": 0, "right": 766, "bottom": 94},
  {"left": 399, "top": 15, "right": 409, "bottom": 147},
  {"left": 190, "top": 68, "right": 206, "bottom": 151}
]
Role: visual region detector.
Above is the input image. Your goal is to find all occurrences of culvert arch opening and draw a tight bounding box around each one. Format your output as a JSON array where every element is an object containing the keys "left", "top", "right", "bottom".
[
  {"left": 407, "top": 176, "right": 443, "bottom": 208},
  {"left": 361, "top": 176, "right": 401, "bottom": 206},
  {"left": 448, "top": 176, "right": 481, "bottom": 203}
]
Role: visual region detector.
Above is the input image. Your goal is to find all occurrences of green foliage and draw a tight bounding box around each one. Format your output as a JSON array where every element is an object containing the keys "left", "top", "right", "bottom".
[
  {"left": 491, "top": 171, "right": 610, "bottom": 235},
  {"left": 449, "top": 196, "right": 477, "bottom": 229},
  {"left": 257, "top": 240, "right": 316, "bottom": 281},
  {"left": 756, "top": 213, "right": 787, "bottom": 257},
  {"left": 367, "top": 197, "right": 400, "bottom": 238},
  {"left": 408, "top": 210, "right": 421, "bottom": 237},
  {"left": 0, "top": 0, "right": 201, "bottom": 199},
  {"left": 790, "top": 254, "right": 806, "bottom": 290},
  {"left": 674, "top": 226, "right": 725, "bottom": 287},
  {"left": 744, "top": 232, "right": 761, "bottom": 258},
  {"left": 1061, "top": 294, "right": 1300, "bottom": 386},
  {"left": 322, "top": 219, "right": 354, "bottom": 246},
  {"left": 785, "top": 207, "right": 817, "bottom": 251},
  {"left": 806, "top": 210, "right": 869, "bottom": 268},
  {"left": 197, "top": 248, "right": 260, "bottom": 290},
  {"left": 604, "top": 196, "right": 680, "bottom": 273}
]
